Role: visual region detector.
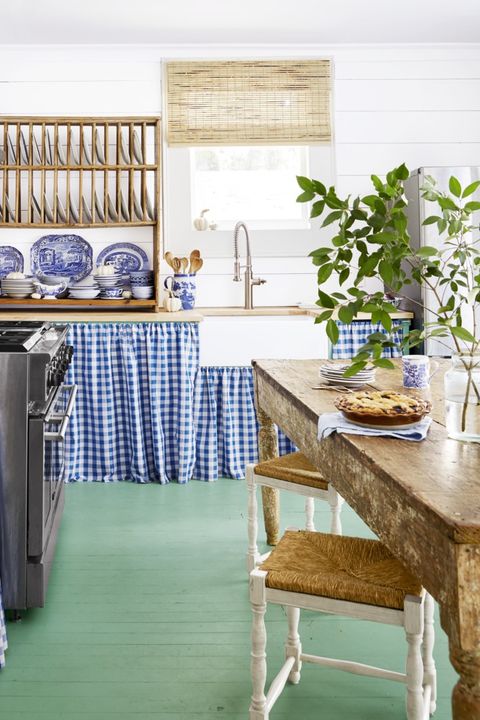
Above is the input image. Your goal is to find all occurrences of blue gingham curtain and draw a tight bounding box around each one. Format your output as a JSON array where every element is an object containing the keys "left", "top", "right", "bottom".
[
  {"left": 65, "top": 323, "right": 199, "bottom": 484},
  {"left": 0, "top": 580, "right": 6, "bottom": 668},
  {"left": 193, "top": 367, "right": 296, "bottom": 481},
  {"left": 332, "top": 321, "right": 403, "bottom": 359}
]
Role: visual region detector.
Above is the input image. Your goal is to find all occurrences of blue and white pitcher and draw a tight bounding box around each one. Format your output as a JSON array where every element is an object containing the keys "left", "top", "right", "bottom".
[{"left": 164, "top": 274, "right": 196, "bottom": 310}]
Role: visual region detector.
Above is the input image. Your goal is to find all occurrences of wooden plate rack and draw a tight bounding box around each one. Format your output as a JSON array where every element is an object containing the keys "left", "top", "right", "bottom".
[{"left": 0, "top": 116, "right": 162, "bottom": 310}]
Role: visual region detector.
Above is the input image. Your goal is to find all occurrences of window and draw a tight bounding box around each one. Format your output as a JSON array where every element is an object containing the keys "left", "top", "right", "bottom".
[{"left": 190, "top": 146, "right": 310, "bottom": 230}]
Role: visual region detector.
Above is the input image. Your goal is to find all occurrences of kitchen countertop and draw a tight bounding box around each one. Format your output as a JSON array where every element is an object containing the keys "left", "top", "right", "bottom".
[
  {"left": 0, "top": 310, "right": 204, "bottom": 322},
  {"left": 0, "top": 306, "right": 414, "bottom": 322}
]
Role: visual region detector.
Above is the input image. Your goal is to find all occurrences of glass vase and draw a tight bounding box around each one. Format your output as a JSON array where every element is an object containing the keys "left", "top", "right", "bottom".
[{"left": 444, "top": 352, "right": 480, "bottom": 442}]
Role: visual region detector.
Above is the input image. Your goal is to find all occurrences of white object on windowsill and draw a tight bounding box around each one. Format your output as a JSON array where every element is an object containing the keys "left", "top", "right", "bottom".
[{"left": 193, "top": 209, "right": 209, "bottom": 230}]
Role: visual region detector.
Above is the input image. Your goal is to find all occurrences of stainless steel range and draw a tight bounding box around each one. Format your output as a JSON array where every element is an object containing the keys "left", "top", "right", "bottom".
[{"left": 0, "top": 321, "right": 76, "bottom": 610}]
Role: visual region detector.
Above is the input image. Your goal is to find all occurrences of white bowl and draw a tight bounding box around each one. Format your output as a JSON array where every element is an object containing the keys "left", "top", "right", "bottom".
[
  {"left": 68, "top": 285, "right": 98, "bottom": 291},
  {"left": 94, "top": 274, "right": 121, "bottom": 282},
  {"left": 2, "top": 278, "right": 34, "bottom": 283},
  {"left": 74, "top": 275, "right": 98, "bottom": 287},
  {"left": 132, "top": 286, "right": 154, "bottom": 299},
  {"left": 2, "top": 285, "right": 33, "bottom": 293},
  {"left": 2, "top": 284, "right": 35, "bottom": 290},
  {"left": 69, "top": 291, "right": 101, "bottom": 299}
]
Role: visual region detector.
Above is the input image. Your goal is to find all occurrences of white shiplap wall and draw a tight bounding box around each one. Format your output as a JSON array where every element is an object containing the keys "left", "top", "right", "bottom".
[
  {"left": 0, "top": 58, "right": 161, "bottom": 274},
  {"left": 0, "top": 45, "right": 480, "bottom": 306}
]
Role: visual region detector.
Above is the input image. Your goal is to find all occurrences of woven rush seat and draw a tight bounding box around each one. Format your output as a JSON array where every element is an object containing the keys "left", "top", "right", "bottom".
[
  {"left": 246, "top": 453, "right": 344, "bottom": 572},
  {"left": 254, "top": 452, "right": 329, "bottom": 491},
  {"left": 260, "top": 530, "right": 423, "bottom": 610}
]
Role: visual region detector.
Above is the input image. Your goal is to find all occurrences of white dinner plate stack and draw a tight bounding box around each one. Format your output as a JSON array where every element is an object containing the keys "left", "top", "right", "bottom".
[
  {"left": 319, "top": 363, "right": 376, "bottom": 388},
  {"left": 93, "top": 273, "right": 123, "bottom": 289},
  {"left": 68, "top": 275, "right": 100, "bottom": 299},
  {"left": 1, "top": 276, "right": 35, "bottom": 298}
]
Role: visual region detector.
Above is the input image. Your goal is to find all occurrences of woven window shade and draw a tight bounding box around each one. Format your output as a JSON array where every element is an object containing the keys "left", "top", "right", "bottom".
[{"left": 166, "top": 60, "right": 331, "bottom": 146}]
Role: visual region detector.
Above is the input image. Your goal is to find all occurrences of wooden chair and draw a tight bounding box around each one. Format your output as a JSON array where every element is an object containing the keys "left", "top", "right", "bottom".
[
  {"left": 249, "top": 529, "right": 437, "bottom": 720},
  {"left": 246, "top": 452, "right": 344, "bottom": 572}
]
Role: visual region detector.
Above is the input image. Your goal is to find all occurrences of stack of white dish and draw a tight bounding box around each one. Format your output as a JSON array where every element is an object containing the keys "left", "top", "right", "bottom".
[
  {"left": 68, "top": 275, "right": 100, "bottom": 299},
  {"left": 1, "top": 276, "right": 35, "bottom": 298},
  {"left": 132, "top": 286, "right": 154, "bottom": 299},
  {"left": 319, "top": 363, "right": 376, "bottom": 388},
  {"left": 93, "top": 272, "right": 125, "bottom": 299},
  {"left": 93, "top": 272, "right": 122, "bottom": 288}
]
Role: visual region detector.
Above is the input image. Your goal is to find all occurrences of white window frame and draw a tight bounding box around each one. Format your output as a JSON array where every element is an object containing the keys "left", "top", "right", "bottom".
[
  {"left": 189, "top": 145, "right": 311, "bottom": 231},
  {"left": 163, "top": 144, "right": 335, "bottom": 258}
]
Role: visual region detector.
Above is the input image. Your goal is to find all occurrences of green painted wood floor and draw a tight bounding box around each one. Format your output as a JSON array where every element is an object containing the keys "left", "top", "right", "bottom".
[{"left": 1, "top": 479, "right": 457, "bottom": 719}]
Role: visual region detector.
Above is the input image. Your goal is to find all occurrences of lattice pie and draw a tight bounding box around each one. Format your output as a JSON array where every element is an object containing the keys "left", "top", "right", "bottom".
[{"left": 335, "top": 390, "right": 431, "bottom": 427}]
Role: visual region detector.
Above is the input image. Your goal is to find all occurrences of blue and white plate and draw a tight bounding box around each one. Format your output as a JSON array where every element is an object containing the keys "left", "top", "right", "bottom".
[
  {"left": 31, "top": 234, "right": 93, "bottom": 282},
  {"left": 96, "top": 242, "right": 149, "bottom": 274},
  {"left": 0, "top": 246, "right": 24, "bottom": 278}
]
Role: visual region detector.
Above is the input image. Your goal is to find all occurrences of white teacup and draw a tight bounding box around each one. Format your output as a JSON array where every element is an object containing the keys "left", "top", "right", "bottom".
[{"left": 402, "top": 355, "right": 439, "bottom": 389}]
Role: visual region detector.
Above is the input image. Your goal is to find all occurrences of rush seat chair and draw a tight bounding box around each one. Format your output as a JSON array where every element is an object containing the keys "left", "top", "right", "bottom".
[
  {"left": 246, "top": 452, "right": 344, "bottom": 572},
  {"left": 249, "top": 529, "right": 436, "bottom": 720}
]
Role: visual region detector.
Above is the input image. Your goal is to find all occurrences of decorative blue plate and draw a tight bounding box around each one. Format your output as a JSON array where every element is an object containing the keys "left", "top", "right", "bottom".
[
  {"left": 0, "top": 246, "right": 24, "bottom": 278},
  {"left": 31, "top": 234, "right": 93, "bottom": 282},
  {"left": 96, "top": 242, "right": 149, "bottom": 274}
]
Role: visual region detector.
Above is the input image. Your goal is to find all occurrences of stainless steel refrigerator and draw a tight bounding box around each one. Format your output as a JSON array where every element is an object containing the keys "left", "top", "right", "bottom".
[{"left": 403, "top": 166, "right": 480, "bottom": 356}]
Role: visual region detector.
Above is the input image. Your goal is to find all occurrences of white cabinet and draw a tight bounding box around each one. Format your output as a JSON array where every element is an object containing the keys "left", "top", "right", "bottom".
[{"left": 199, "top": 315, "right": 328, "bottom": 367}]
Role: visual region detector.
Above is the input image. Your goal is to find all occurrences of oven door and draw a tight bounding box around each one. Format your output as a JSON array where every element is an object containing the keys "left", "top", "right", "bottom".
[{"left": 28, "top": 383, "right": 77, "bottom": 558}]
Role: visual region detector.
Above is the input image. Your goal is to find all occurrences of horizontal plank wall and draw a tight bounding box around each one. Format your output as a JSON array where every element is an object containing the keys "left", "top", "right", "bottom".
[
  {"left": 0, "top": 45, "right": 480, "bottom": 306},
  {"left": 334, "top": 46, "right": 480, "bottom": 198}
]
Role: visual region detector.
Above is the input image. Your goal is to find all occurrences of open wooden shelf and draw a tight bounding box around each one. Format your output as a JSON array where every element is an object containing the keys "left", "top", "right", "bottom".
[
  {"left": 0, "top": 221, "right": 156, "bottom": 228},
  {"left": 0, "top": 297, "right": 156, "bottom": 307},
  {"left": 0, "top": 115, "right": 162, "bottom": 311}
]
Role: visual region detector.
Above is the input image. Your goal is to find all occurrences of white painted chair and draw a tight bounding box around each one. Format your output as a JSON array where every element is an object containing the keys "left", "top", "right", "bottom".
[
  {"left": 246, "top": 452, "right": 344, "bottom": 572},
  {"left": 249, "top": 529, "right": 436, "bottom": 720}
]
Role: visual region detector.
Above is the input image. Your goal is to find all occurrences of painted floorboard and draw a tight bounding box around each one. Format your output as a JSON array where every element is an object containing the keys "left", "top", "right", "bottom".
[{"left": 0, "top": 480, "right": 456, "bottom": 719}]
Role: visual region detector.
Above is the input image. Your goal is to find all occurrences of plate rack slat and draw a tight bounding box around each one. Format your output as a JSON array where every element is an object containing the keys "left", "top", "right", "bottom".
[{"left": 0, "top": 115, "right": 162, "bottom": 311}]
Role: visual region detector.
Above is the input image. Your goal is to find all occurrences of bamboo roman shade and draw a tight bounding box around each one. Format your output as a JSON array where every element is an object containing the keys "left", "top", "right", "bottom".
[{"left": 166, "top": 60, "right": 331, "bottom": 146}]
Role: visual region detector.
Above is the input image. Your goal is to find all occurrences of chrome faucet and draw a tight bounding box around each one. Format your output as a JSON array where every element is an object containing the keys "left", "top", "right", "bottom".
[{"left": 233, "top": 221, "right": 266, "bottom": 309}]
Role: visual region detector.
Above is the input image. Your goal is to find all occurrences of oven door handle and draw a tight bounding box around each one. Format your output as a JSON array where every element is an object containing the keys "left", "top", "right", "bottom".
[{"left": 44, "top": 384, "right": 78, "bottom": 442}]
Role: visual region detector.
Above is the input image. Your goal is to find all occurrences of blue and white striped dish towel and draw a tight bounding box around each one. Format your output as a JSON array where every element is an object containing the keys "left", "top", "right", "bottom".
[{"left": 318, "top": 412, "right": 432, "bottom": 442}]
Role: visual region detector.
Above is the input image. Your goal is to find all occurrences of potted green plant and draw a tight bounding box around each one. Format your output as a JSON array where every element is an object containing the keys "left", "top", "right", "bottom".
[{"left": 296, "top": 164, "right": 480, "bottom": 442}]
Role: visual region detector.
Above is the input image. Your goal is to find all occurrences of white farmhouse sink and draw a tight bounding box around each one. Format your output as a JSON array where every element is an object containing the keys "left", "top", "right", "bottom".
[{"left": 199, "top": 314, "right": 328, "bottom": 367}]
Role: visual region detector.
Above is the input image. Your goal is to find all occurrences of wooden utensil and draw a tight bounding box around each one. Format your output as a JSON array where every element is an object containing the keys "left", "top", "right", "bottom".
[
  {"left": 180, "top": 257, "right": 189, "bottom": 273},
  {"left": 190, "top": 257, "right": 203, "bottom": 274},
  {"left": 164, "top": 251, "right": 175, "bottom": 270},
  {"left": 189, "top": 249, "right": 200, "bottom": 273},
  {"left": 172, "top": 257, "right": 182, "bottom": 273}
]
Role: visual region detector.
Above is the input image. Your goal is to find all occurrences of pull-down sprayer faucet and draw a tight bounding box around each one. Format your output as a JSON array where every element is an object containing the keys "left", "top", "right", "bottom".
[{"left": 233, "top": 221, "right": 266, "bottom": 310}]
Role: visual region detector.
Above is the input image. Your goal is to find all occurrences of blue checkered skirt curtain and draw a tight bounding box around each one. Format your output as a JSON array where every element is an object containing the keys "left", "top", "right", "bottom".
[
  {"left": 193, "top": 367, "right": 296, "bottom": 481},
  {"left": 0, "top": 581, "right": 6, "bottom": 668},
  {"left": 332, "top": 321, "right": 404, "bottom": 359},
  {"left": 64, "top": 323, "right": 199, "bottom": 484}
]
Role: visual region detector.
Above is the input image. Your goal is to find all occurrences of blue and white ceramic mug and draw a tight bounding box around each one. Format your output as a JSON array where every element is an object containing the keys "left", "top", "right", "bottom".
[
  {"left": 164, "top": 274, "right": 196, "bottom": 310},
  {"left": 402, "top": 355, "right": 439, "bottom": 389}
]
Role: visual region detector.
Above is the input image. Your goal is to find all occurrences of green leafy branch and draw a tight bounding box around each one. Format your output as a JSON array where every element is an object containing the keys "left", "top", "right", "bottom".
[{"left": 297, "top": 165, "right": 480, "bottom": 379}]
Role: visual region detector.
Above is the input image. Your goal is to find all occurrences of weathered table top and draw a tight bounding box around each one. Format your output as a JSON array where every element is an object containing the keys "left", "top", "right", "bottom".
[{"left": 253, "top": 358, "right": 480, "bottom": 719}]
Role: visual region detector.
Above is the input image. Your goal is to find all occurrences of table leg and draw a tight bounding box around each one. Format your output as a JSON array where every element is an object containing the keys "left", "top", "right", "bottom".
[
  {"left": 450, "top": 644, "right": 480, "bottom": 719},
  {"left": 256, "top": 407, "right": 280, "bottom": 546}
]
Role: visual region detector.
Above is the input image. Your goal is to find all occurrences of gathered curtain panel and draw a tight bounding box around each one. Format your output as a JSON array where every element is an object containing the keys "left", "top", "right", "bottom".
[
  {"left": 332, "top": 321, "right": 404, "bottom": 360},
  {"left": 64, "top": 322, "right": 200, "bottom": 484},
  {"left": 166, "top": 59, "right": 331, "bottom": 146},
  {"left": 0, "top": 582, "right": 6, "bottom": 668},
  {"left": 63, "top": 324, "right": 295, "bottom": 484},
  {"left": 193, "top": 367, "right": 296, "bottom": 481}
]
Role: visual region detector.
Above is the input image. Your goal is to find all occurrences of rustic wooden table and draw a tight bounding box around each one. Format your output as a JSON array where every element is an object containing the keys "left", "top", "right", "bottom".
[{"left": 252, "top": 358, "right": 480, "bottom": 720}]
